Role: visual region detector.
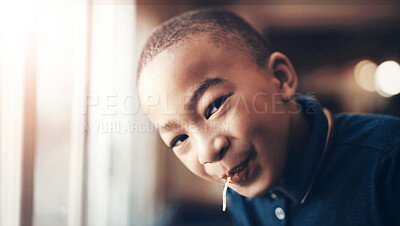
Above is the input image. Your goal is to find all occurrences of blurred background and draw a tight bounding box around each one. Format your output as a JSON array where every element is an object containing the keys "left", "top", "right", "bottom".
[{"left": 1, "top": 0, "right": 400, "bottom": 226}]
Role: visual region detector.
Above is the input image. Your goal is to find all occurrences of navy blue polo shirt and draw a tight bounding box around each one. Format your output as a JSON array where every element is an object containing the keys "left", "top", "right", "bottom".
[{"left": 227, "top": 97, "right": 400, "bottom": 226}]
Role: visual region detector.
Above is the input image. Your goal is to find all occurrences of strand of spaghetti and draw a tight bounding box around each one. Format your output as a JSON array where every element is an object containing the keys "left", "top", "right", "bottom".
[{"left": 222, "top": 177, "right": 231, "bottom": 211}]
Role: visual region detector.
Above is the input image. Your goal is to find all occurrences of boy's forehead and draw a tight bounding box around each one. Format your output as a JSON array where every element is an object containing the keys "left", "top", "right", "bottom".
[
  {"left": 139, "top": 42, "right": 211, "bottom": 100},
  {"left": 138, "top": 39, "right": 213, "bottom": 120},
  {"left": 140, "top": 37, "right": 223, "bottom": 96},
  {"left": 139, "top": 35, "right": 252, "bottom": 89},
  {"left": 138, "top": 35, "right": 258, "bottom": 122}
]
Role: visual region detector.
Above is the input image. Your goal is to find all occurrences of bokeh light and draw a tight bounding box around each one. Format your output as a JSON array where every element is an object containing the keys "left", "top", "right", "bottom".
[
  {"left": 374, "top": 61, "right": 400, "bottom": 97},
  {"left": 354, "top": 60, "right": 378, "bottom": 92}
]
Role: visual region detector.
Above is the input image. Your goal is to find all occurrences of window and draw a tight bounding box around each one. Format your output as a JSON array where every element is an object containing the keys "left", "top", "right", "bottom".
[{"left": 1, "top": 2, "right": 157, "bottom": 226}]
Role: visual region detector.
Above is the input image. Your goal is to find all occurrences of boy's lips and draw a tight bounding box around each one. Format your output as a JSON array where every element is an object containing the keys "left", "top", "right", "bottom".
[{"left": 224, "top": 154, "right": 252, "bottom": 184}]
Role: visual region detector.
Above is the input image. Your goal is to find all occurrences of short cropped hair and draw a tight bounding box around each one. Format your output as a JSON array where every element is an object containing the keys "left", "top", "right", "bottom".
[{"left": 137, "top": 8, "right": 271, "bottom": 83}]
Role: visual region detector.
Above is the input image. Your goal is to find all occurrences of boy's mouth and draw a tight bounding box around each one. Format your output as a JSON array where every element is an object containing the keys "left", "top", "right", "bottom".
[{"left": 225, "top": 154, "right": 252, "bottom": 184}]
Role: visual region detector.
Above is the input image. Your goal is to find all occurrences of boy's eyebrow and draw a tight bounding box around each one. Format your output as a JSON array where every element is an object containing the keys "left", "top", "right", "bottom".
[
  {"left": 159, "top": 120, "right": 180, "bottom": 133},
  {"left": 186, "top": 77, "right": 226, "bottom": 111}
]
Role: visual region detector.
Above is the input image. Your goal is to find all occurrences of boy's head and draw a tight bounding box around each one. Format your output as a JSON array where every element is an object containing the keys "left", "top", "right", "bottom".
[{"left": 138, "top": 9, "right": 301, "bottom": 198}]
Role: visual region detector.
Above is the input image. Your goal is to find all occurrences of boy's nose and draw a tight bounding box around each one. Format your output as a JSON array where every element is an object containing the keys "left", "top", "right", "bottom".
[{"left": 198, "top": 135, "right": 230, "bottom": 165}]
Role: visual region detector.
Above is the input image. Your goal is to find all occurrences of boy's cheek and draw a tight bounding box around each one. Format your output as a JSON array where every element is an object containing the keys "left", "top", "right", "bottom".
[
  {"left": 175, "top": 150, "right": 208, "bottom": 177},
  {"left": 176, "top": 149, "right": 225, "bottom": 183},
  {"left": 225, "top": 97, "right": 275, "bottom": 138}
]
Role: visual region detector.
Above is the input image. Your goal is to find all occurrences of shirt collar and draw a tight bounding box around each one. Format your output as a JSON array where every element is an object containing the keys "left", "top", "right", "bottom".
[{"left": 271, "top": 97, "right": 330, "bottom": 204}]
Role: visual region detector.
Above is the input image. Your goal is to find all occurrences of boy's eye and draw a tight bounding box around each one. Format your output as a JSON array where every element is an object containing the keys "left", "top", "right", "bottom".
[
  {"left": 204, "top": 93, "right": 232, "bottom": 119},
  {"left": 170, "top": 134, "right": 188, "bottom": 148}
]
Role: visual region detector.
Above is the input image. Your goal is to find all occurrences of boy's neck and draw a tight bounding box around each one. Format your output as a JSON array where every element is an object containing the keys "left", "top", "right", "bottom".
[{"left": 282, "top": 101, "right": 312, "bottom": 180}]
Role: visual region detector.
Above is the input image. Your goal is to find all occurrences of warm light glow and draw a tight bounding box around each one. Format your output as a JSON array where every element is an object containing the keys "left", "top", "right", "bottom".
[
  {"left": 374, "top": 61, "right": 400, "bottom": 97},
  {"left": 354, "top": 60, "right": 377, "bottom": 92}
]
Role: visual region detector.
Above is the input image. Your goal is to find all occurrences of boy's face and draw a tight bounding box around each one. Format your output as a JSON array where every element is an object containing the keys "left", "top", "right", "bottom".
[{"left": 139, "top": 35, "right": 294, "bottom": 198}]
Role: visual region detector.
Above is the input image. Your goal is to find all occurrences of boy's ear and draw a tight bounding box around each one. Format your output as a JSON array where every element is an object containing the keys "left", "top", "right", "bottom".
[{"left": 267, "top": 52, "right": 298, "bottom": 102}]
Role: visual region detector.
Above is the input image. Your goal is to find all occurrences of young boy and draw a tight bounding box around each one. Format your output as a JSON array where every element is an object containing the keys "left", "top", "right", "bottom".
[{"left": 137, "top": 9, "right": 400, "bottom": 225}]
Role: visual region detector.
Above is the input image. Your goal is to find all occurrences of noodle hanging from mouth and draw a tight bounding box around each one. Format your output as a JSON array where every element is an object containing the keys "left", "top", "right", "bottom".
[{"left": 222, "top": 177, "right": 231, "bottom": 211}]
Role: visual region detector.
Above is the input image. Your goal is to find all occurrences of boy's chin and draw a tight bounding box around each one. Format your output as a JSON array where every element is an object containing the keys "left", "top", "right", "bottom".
[{"left": 231, "top": 181, "right": 272, "bottom": 198}]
